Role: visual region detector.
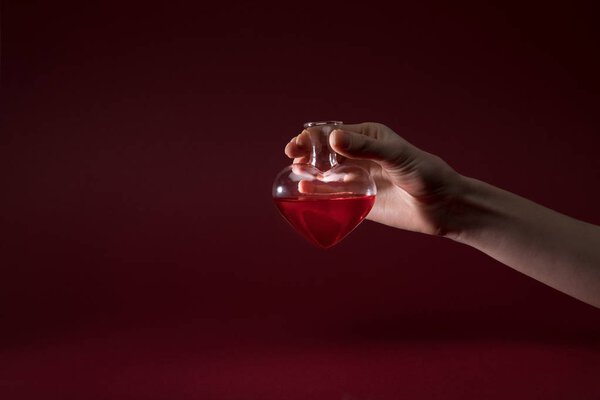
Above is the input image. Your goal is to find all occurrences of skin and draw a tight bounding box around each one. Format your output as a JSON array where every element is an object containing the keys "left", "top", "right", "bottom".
[{"left": 285, "top": 122, "right": 600, "bottom": 308}]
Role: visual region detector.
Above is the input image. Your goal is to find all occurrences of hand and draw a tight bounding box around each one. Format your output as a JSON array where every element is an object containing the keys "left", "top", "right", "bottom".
[{"left": 285, "top": 122, "right": 464, "bottom": 236}]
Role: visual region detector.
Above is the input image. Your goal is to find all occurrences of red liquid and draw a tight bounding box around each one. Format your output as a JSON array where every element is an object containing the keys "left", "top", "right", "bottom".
[{"left": 274, "top": 195, "right": 375, "bottom": 249}]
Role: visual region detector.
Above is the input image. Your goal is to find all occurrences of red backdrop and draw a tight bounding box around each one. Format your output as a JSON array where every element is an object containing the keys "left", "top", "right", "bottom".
[{"left": 1, "top": 1, "right": 599, "bottom": 398}]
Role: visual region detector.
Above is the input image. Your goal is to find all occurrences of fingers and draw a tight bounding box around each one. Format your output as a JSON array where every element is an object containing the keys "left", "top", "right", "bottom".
[
  {"left": 329, "top": 126, "right": 415, "bottom": 170},
  {"left": 339, "top": 122, "right": 384, "bottom": 140},
  {"left": 284, "top": 130, "right": 312, "bottom": 163},
  {"left": 284, "top": 137, "right": 304, "bottom": 158},
  {"left": 284, "top": 122, "right": 415, "bottom": 171},
  {"left": 298, "top": 180, "right": 341, "bottom": 194},
  {"left": 297, "top": 166, "right": 371, "bottom": 195},
  {"left": 298, "top": 179, "right": 367, "bottom": 195}
]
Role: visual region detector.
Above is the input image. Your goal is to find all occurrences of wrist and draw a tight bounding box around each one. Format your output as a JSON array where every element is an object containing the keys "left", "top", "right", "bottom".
[{"left": 440, "top": 175, "right": 503, "bottom": 244}]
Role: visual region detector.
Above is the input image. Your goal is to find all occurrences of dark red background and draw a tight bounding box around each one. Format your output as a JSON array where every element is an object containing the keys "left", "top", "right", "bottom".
[{"left": 1, "top": 1, "right": 599, "bottom": 398}]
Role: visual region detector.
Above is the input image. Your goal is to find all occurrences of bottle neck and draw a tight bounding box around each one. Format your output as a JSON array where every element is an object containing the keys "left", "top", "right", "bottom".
[{"left": 305, "top": 123, "right": 339, "bottom": 171}]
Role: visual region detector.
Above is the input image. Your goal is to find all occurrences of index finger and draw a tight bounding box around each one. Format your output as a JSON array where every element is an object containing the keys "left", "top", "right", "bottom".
[{"left": 284, "top": 130, "right": 312, "bottom": 162}]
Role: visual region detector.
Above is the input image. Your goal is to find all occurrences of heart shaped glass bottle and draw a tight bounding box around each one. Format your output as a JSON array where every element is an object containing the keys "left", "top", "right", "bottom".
[{"left": 273, "top": 121, "right": 377, "bottom": 248}]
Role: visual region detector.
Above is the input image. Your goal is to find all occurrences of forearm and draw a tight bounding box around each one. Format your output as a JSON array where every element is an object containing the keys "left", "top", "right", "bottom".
[{"left": 447, "top": 176, "right": 600, "bottom": 308}]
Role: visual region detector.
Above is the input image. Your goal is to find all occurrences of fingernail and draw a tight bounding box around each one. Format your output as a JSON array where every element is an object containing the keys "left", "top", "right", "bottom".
[{"left": 331, "top": 129, "right": 350, "bottom": 149}]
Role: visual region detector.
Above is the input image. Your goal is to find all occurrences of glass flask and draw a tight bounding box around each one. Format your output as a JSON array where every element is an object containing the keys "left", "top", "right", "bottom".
[{"left": 273, "top": 121, "right": 376, "bottom": 248}]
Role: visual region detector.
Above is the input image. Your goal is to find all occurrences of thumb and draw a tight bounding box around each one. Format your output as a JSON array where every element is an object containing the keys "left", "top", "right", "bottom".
[{"left": 329, "top": 129, "right": 413, "bottom": 170}]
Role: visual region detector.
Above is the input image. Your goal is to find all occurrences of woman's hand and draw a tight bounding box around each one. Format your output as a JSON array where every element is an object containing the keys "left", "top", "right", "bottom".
[{"left": 285, "top": 122, "right": 464, "bottom": 237}]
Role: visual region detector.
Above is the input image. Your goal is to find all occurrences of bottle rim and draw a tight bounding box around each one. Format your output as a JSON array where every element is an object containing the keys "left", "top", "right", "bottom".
[{"left": 303, "top": 121, "right": 343, "bottom": 128}]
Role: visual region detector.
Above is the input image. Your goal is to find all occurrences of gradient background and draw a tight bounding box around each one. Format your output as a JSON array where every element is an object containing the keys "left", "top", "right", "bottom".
[{"left": 1, "top": 1, "right": 600, "bottom": 399}]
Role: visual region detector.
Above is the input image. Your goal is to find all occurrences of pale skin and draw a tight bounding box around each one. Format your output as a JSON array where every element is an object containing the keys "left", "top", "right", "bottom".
[{"left": 285, "top": 122, "right": 600, "bottom": 309}]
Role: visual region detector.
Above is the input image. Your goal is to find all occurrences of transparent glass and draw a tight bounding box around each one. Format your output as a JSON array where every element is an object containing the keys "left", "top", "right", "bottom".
[{"left": 273, "top": 121, "right": 376, "bottom": 248}]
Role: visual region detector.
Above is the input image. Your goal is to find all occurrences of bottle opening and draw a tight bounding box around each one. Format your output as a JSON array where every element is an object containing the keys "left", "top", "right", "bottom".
[{"left": 304, "top": 121, "right": 343, "bottom": 128}]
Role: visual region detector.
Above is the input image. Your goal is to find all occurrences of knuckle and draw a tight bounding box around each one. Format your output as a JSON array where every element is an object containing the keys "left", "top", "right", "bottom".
[
  {"left": 362, "top": 122, "right": 389, "bottom": 140},
  {"left": 369, "top": 122, "right": 387, "bottom": 130}
]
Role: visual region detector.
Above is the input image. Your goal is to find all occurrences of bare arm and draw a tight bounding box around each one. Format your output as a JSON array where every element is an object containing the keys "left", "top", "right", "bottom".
[
  {"left": 449, "top": 176, "right": 600, "bottom": 308},
  {"left": 285, "top": 122, "right": 600, "bottom": 308}
]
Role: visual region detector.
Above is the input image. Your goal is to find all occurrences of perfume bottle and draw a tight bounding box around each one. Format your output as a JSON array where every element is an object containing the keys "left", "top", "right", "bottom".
[{"left": 273, "top": 121, "right": 376, "bottom": 248}]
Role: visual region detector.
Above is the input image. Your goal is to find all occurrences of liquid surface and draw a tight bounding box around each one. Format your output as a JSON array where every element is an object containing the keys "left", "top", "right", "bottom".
[{"left": 274, "top": 195, "right": 375, "bottom": 248}]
